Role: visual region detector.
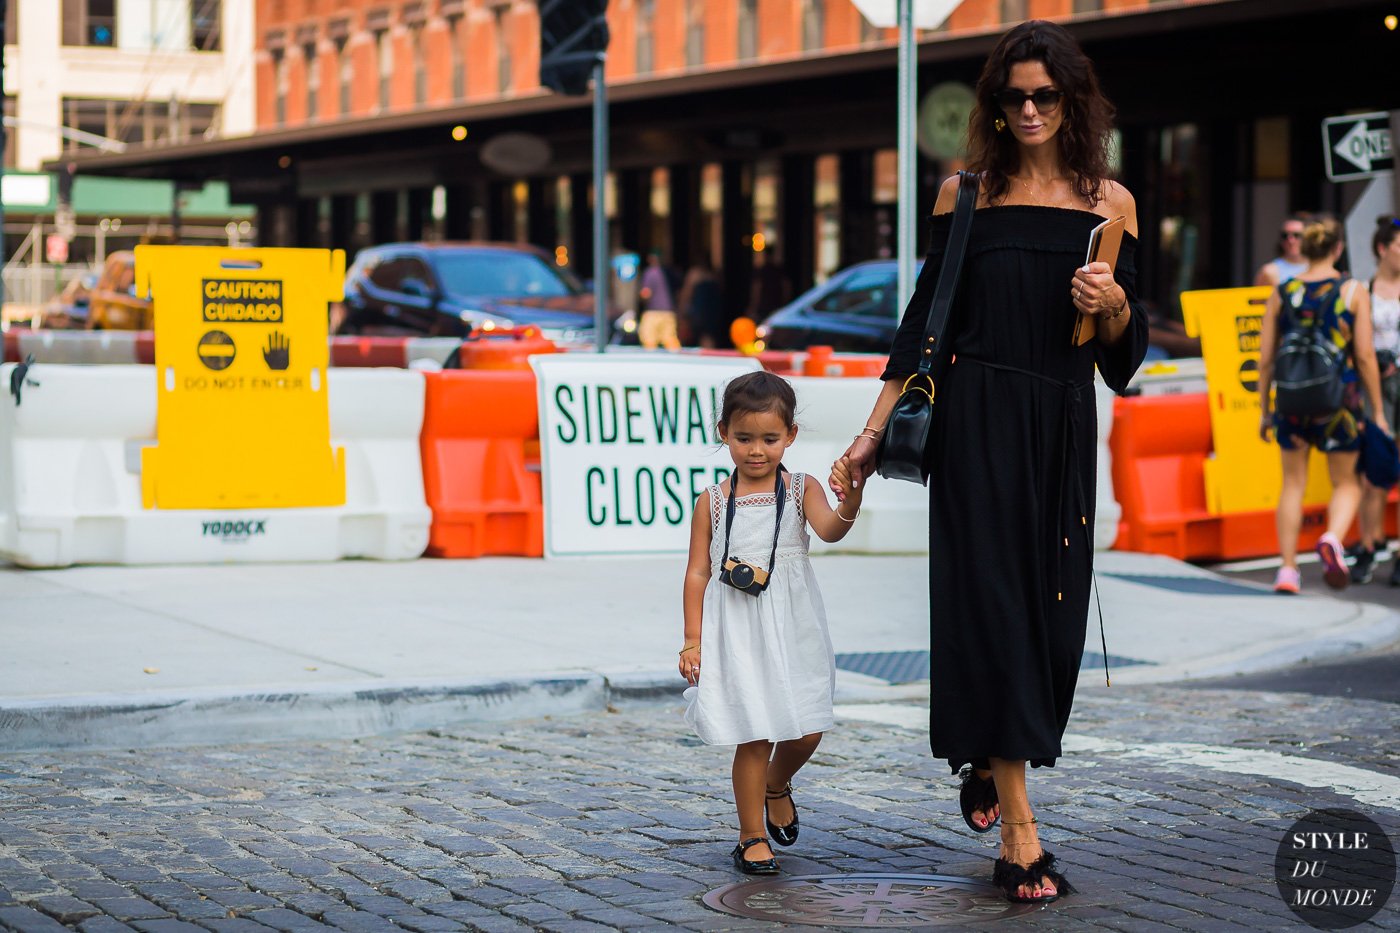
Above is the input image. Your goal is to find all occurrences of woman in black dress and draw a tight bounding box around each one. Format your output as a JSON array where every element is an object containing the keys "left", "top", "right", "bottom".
[{"left": 832, "top": 21, "right": 1147, "bottom": 903}]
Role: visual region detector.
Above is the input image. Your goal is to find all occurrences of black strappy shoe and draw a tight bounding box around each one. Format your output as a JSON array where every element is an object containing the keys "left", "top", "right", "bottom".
[
  {"left": 765, "top": 783, "right": 800, "bottom": 847},
  {"left": 958, "top": 767, "right": 999, "bottom": 834},
  {"left": 992, "top": 848, "right": 1074, "bottom": 903},
  {"left": 731, "top": 836, "right": 780, "bottom": 875}
]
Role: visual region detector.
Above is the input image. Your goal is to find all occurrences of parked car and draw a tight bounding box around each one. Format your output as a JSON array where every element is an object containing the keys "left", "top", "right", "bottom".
[
  {"left": 338, "top": 242, "right": 611, "bottom": 343},
  {"left": 86, "top": 251, "right": 152, "bottom": 331},
  {"left": 32, "top": 271, "right": 98, "bottom": 329},
  {"left": 755, "top": 259, "right": 922, "bottom": 353}
]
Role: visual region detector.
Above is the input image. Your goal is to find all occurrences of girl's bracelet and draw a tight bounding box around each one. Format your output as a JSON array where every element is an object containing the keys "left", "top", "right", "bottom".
[
  {"left": 679, "top": 644, "right": 700, "bottom": 656},
  {"left": 835, "top": 505, "right": 859, "bottom": 523}
]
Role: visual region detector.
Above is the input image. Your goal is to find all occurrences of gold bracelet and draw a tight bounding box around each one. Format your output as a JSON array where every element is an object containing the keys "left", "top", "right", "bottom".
[
  {"left": 835, "top": 505, "right": 859, "bottom": 523},
  {"left": 679, "top": 644, "right": 700, "bottom": 655},
  {"left": 863, "top": 424, "right": 885, "bottom": 435}
]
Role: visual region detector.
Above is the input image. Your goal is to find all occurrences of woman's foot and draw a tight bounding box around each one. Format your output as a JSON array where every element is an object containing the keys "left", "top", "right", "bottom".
[
  {"left": 996, "top": 817, "right": 1062, "bottom": 901},
  {"left": 959, "top": 768, "right": 1000, "bottom": 832}
]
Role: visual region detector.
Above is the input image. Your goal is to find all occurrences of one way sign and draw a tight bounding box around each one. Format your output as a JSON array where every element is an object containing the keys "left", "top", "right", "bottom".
[{"left": 1322, "top": 112, "right": 1393, "bottom": 182}]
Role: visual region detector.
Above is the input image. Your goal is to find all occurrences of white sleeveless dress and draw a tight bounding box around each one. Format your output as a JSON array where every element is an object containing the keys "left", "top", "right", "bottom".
[{"left": 683, "top": 472, "right": 836, "bottom": 746}]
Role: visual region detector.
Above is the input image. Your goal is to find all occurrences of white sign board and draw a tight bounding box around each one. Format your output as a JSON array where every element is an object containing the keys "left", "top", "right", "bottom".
[
  {"left": 531, "top": 354, "right": 762, "bottom": 558},
  {"left": 1322, "top": 112, "right": 1393, "bottom": 182},
  {"left": 850, "top": 0, "right": 963, "bottom": 29}
]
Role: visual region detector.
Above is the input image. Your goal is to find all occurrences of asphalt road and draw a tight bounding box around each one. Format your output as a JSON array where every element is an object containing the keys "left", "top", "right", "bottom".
[{"left": 1190, "top": 553, "right": 1400, "bottom": 704}]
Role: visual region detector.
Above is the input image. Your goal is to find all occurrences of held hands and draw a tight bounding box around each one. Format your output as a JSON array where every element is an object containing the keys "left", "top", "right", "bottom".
[
  {"left": 831, "top": 434, "right": 879, "bottom": 502},
  {"left": 679, "top": 644, "right": 700, "bottom": 686},
  {"left": 1071, "top": 262, "right": 1126, "bottom": 320}
]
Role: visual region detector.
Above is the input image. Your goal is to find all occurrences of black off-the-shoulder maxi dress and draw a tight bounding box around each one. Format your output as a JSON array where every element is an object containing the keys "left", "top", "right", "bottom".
[{"left": 882, "top": 206, "right": 1149, "bottom": 773}]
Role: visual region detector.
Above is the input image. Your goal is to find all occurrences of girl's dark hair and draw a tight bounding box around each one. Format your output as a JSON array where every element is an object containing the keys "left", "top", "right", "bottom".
[
  {"left": 966, "top": 20, "right": 1115, "bottom": 206},
  {"left": 1374, "top": 216, "right": 1400, "bottom": 260},
  {"left": 719, "top": 371, "right": 797, "bottom": 429},
  {"left": 1300, "top": 215, "right": 1343, "bottom": 261}
]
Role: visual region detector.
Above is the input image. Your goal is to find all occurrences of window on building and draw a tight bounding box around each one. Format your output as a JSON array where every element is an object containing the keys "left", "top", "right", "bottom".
[
  {"left": 64, "top": 97, "right": 220, "bottom": 150},
  {"left": 636, "top": 0, "right": 654, "bottom": 75},
  {"left": 494, "top": 6, "right": 512, "bottom": 93},
  {"left": 801, "top": 0, "right": 824, "bottom": 51},
  {"left": 685, "top": 0, "right": 704, "bottom": 67},
  {"left": 1002, "top": 0, "right": 1028, "bottom": 22},
  {"left": 4, "top": 1, "right": 15, "bottom": 47},
  {"left": 376, "top": 29, "right": 393, "bottom": 109},
  {"left": 814, "top": 154, "right": 840, "bottom": 283},
  {"left": 649, "top": 167, "right": 670, "bottom": 258},
  {"left": 192, "top": 0, "right": 221, "bottom": 50},
  {"left": 304, "top": 43, "right": 319, "bottom": 120},
  {"left": 701, "top": 163, "right": 723, "bottom": 272},
  {"left": 335, "top": 34, "right": 352, "bottom": 115},
  {"left": 859, "top": 10, "right": 879, "bottom": 44},
  {"left": 737, "top": 0, "right": 757, "bottom": 60},
  {"left": 1072, "top": 0, "right": 1102, "bottom": 12},
  {"left": 411, "top": 22, "right": 427, "bottom": 103},
  {"left": 753, "top": 159, "right": 780, "bottom": 259},
  {"left": 62, "top": 0, "right": 116, "bottom": 47},
  {"left": 274, "top": 50, "right": 288, "bottom": 124},
  {"left": 3, "top": 98, "right": 15, "bottom": 168},
  {"left": 448, "top": 15, "right": 466, "bottom": 98}
]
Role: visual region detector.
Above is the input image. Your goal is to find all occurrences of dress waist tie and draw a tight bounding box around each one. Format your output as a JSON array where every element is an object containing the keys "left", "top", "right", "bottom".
[{"left": 958, "top": 355, "right": 1111, "bottom": 686}]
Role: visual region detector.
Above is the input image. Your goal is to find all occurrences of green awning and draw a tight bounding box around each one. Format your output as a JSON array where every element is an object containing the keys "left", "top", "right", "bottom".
[{"left": 2, "top": 172, "right": 253, "bottom": 218}]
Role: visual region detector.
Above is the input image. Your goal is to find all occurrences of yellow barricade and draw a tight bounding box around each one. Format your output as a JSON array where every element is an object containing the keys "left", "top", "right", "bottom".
[
  {"left": 137, "top": 246, "right": 347, "bottom": 509},
  {"left": 1181, "top": 286, "right": 1331, "bottom": 515}
]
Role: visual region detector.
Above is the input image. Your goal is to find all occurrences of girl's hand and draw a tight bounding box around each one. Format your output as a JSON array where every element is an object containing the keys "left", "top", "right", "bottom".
[
  {"left": 1071, "top": 262, "right": 1125, "bottom": 320},
  {"left": 679, "top": 644, "right": 701, "bottom": 686},
  {"left": 831, "top": 435, "right": 879, "bottom": 501},
  {"left": 830, "top": 456, "right": 864, "bottom": 506}
]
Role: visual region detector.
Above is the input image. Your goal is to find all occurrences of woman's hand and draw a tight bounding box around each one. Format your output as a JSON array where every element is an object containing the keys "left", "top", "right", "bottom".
[
  {"left": 1377, "top": 414, "right": 1392, "bottom": 439},
  {"left": 1071, "top": 261, "right": 1126, "bottom": 320},
  {"left": 1259, "top": 410, "right": 1273, "bottom": 443},
  {"left": 831, "top": 434, "right": 879, "bottom": 501},
  {"left": 830, "top": 456, "right": 865, "bottom": 508},
  {"left": 679, "top": 644, "right": 700, "bottom": 686}
]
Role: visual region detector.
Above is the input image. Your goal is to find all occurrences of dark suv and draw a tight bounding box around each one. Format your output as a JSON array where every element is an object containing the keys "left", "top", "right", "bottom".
[
  {"left": 339, "top": 242, "right": 603, "bottom": 343},
  {"left": 755, "top": 260, "right": 921, "bottom": 352}
]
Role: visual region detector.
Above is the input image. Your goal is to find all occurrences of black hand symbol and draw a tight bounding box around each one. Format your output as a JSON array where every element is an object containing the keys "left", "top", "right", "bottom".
[{"left": 263, "top": 331, "right": 290, "bottom": 370}]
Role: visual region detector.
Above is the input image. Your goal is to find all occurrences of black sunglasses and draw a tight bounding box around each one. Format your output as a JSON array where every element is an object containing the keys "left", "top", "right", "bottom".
[
  {"left": 992, "top": 88, "right": 1064, "bottom": 114},
  {"left": 1280, "top": 231, "right": 1303, "bottom": 240}
]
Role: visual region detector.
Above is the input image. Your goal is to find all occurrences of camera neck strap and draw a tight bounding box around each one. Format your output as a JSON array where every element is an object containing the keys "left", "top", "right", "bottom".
[{"left": 720, "top": 468, "right": 786, "bottom": 575}]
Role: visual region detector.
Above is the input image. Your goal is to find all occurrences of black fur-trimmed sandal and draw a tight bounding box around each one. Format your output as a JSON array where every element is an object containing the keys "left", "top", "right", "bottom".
[
  {"left": 992, "top": 846, "right": 1074, "bottom": 904},
  {"left": 765, "top": 783, "right": 800, "bottom": 847},
  {"left": 958, "top": 767, "right": 999, "bottom": 834}
]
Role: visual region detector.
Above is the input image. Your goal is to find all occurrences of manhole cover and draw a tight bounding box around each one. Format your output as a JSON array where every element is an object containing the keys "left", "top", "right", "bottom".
[{"left": 701, "top": 873, "right": 1037, "bottom": 926}]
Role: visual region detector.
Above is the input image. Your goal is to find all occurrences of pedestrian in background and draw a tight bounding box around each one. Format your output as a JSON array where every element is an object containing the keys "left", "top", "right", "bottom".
[
  {"left": 834, "top": 20, "right": 1146, "bottom": 904},
  {"left": 678, "top": 372, "right": 863, "bottom": 875},
  {"left": 678, "top": 255, "right": 725, "bottom": 348},
  {"left": 1258, "top": 216, "right": 1386, "bottom": 594},
  {"left": 638, "top": 250, "right": 681, "bottom": 350},
  {"left": 1254, "top": 213, "right": 1312, "bottom": 288},
  {"left": 1350, "top": 216, "right": 1400, "bottom": 585}
]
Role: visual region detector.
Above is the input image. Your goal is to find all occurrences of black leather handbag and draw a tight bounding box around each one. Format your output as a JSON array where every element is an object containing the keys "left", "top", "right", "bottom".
[{"left": 875, "top": 171, "right": 979, "bottom": 485}]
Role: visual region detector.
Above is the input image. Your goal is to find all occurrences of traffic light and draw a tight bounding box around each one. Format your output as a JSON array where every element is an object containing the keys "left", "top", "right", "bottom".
[{"left": 539, "top": 0, "right": 609, "bottom": 96}]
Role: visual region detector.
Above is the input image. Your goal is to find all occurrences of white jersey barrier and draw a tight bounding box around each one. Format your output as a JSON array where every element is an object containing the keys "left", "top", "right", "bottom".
[
  {"left": 786, "top": 374, "right": 1121, "bottom": 554},
  {"left": 0, "top": 364, "right": 430, "bottom": 568}
]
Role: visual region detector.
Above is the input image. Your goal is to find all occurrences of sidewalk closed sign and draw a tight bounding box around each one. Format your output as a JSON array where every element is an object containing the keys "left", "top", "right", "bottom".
[
  {"left": 137, "top": 246, "right": 347, "bottom": 509},
  {"left": 531, "top": 355, "right": 761, "bottom": 557},
  {"left": 1322, "top": 112, "right": 1393, "bottom": 182}
]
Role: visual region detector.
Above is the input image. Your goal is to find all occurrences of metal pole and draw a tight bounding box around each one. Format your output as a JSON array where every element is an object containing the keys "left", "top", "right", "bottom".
[
  {"left": 592, "top": 58, "right": 609, "bottom": 353},
  {"left": 896, "top": 0, "right": 916, "bottom": 312},
  {"left": 1, "top": 0, "right": 8, "bottom": 318}
]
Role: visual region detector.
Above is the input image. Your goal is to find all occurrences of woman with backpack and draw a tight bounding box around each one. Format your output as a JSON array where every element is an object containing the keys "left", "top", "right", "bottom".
[{"left": 1258, "top": 216, "right": 1387, "bottom": 593}]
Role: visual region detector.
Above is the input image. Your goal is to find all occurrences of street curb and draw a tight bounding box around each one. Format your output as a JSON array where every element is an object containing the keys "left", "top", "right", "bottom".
[{"left": 0, "top": 676, "right": 618, "bottom": 753}]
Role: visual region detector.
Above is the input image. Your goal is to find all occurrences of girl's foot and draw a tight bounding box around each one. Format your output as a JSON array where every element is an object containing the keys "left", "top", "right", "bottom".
[
  {"left": 996, "top": 817, "right": 1060, "bottom": 901},
  {"left": 765, "top": 783, "right": 799, "bottom": 846},
  {"left": 732, "top": 836, "right": 779, "bottom": 875}
]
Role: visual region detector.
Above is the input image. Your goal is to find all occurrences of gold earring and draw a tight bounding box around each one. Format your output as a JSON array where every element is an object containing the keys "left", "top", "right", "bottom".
[{"left": 994, "top": 117, "right": 1007, "bottom": 133}]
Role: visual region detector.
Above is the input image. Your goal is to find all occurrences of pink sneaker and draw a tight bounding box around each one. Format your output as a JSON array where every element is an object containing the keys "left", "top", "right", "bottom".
[
  {"left": 1316, "top": 533, "right": 1349, "bottom": 590},
  {"left": 1273, "top": 566, "right": 1301, "bottom": 595}
]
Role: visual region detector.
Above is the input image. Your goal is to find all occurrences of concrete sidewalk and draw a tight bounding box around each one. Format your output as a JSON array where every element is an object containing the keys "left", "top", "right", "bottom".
[{"left": 1, "top": 550, "right": 1395, "bottom": 750}]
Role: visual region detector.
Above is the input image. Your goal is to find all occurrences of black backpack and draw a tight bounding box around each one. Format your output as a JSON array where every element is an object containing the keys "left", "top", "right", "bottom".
[{"left": 1273, "top": 280, "right": 1351, "bottom": 418}]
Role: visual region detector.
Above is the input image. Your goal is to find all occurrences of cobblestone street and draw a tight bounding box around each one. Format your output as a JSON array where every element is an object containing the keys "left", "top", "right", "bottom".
[{"left": 0, "top": 683, "right": 1396, "bottom": 932}]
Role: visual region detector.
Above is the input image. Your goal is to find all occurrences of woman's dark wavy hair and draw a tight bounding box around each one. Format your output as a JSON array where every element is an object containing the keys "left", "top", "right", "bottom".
[{"left": 967, "top": 20, "right": 1115, "bottom": 206}]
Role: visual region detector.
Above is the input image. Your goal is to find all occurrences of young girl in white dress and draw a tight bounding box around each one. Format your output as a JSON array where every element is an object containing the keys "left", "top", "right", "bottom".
[{"left": 679, "top": 370, "right": 864, "bottom": 875}]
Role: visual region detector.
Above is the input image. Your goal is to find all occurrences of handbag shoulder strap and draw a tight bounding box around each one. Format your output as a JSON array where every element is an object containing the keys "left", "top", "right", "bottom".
[{"left": 917, "top": 171, "right": 979, "bottom": 376}]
